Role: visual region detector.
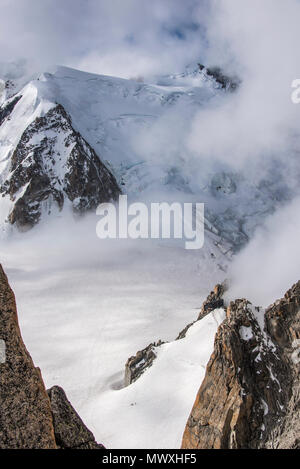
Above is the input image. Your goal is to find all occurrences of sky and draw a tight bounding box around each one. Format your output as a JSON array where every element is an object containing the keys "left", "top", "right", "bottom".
[
  {"left": 0, "top": 0, "right": 299, "bottom": 82},
  {"left": 1, "top": 0, "right": 299, "bottom": 83},
  {"left": 0, "top": 0, "right": 210, "bottom": 78}
]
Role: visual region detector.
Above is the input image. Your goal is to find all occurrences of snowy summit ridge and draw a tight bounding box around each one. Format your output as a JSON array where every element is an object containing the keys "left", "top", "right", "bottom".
[
  {"left": 0, "top": 62, "right": 290, "bottom": 256},
  {"left": 0, "top": 62, "right": 231, "bottom": 234}
]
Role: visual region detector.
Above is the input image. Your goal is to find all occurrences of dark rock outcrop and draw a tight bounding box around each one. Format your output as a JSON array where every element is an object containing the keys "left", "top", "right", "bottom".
[
  {"left": 177, "top": 283, "right": 227, "bottom": 340},
  {"left": 0, "top": 104, "right": 121, "bottom": 230},
  {"left": 47, "top": 386, "right": 104, "bottom": 449},
  {"left": 197, "top": 283, "right": 226, "bottom": 320},
  {"left": 0, "top": 95, "right": 22, "bottom": 127},
  {"left": 125, "top": 341, "right": 164, "bottom": 386},
  {"left": 0, "top": 264, "right": 104, "bottom": 449},
  {"left": 198, "top": 64, "right": 240, "bottom": 91},
  {"left": 181, "top": 282, "right": 300, "bottom": 449}
]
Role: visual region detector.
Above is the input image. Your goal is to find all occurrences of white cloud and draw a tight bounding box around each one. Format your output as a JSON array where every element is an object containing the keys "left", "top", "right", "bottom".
[
  {"left": 227, "top": 196, "right": 300, "bottom": 306},
  {"left": 188, "top": 0, "right": 300, "bottom": 170},
  {"left": 0, "top": 0, "right": 207, "bottom": 78}
]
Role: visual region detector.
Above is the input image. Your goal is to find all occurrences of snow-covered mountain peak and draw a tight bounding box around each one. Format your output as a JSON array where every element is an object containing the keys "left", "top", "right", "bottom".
[
  {"left": 0, "top": 62, "right": 292, "bottom": 261},
  {"left": 152, "top": 61, "right": 239, "bottom": 91},
  {"left": 0, "top": 73, "right": 121, "bottom": 233}
]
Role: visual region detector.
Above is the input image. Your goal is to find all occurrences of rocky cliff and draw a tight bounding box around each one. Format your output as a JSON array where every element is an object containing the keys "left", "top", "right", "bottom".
[
  {"left": 0, "top": 264, "right": 103, "bottom": 449},
  {"left": 182, "top": 282, "right": 300, "bottom": 449},
  {"left": 0, "top": 100, "right": 120, "bottom": 230}
]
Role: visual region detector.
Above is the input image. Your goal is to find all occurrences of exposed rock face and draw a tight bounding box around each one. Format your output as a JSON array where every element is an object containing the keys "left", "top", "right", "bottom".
[
  {"left": 176, "top": 283, "right": 227, "bottom": 341},
  {"left": 264, "top": 282, "right": 300, "bottom": 448},
  {"left": 47, "top": 386, "right": 104, "bottom": 449},
  {"left": 267, "top": 381, "right": 300, "bottom": 449},
  {"left": 265, "top": 281, "right": 300, "bottom": 352},
  {"left": 181, "top": 282, "right": 300, "bottom": 449},
  {"left": 0, "top": 95, "right": 22, "bottom": 127},
  {"left": 125, "top": 341, "right": 164, "bottom": 386},
  {"left": 0, "top": 264, "right": 104, "bottom": 449},
  {"left": 198, "top": 64, "right": 240, "bottom": 91},
  {"left": 197, "top": 283, "right": 226, "bottom": 320},
  {"left": 0, "top": 103, "right": 120, "bottom": 230},
  {"left": 0, "top": 264, "right": 57, "bottom": 449}
]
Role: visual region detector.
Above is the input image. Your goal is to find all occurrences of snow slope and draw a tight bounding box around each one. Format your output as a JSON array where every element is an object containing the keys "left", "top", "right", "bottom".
[
  {"left": 0, "top": 222, "right": 226, "bottom": 448},
  {"left": 91, "top": 309, "right": 225, "bottom": 449}
]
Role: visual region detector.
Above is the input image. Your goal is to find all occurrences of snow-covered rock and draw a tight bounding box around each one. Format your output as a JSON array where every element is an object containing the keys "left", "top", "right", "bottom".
[
  {"left": 0, "top": 102, "right": 120, "bottom": 230},
  {"left": 182, "top": 282, "right": 300, "bottom": 449}
]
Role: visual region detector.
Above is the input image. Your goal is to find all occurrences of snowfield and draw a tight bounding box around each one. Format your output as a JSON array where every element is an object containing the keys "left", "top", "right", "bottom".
[{"left": 0, "top": 220, "right": 225, "bottom": 448}]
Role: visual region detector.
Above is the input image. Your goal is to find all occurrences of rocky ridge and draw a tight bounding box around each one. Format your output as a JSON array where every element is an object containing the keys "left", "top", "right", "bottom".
[
  {"left": 125, "top": 340, "right": 165, "bottom": 386},
  {"left": 123, "top": 278, "right": 299, "bottom": 449},
  {"left": 124, "top": 284, "right": 226, "bottom": 385},
  {"left": 181, "top": 282, "right": 300, "bottom": 449}
]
